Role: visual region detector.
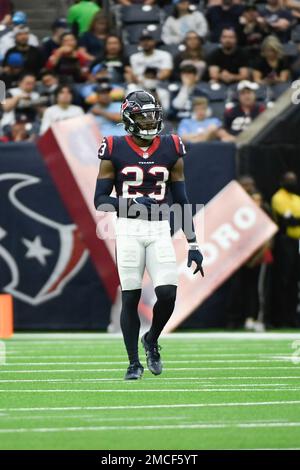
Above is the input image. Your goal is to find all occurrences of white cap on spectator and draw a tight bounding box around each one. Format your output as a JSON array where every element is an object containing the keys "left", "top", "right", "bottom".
[
  {"left": 14, "top": 25, "right": 30, "bottom": 36},
  {"left": 237, "top": 80, "right": 259, "bottom": 92}
]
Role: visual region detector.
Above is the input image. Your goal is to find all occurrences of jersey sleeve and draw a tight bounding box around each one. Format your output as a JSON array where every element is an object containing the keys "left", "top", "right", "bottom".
[
  {"left": 97, "top": 136, "right": 113, "bottom": 160},
  {"left": 171, "top": 134, "right": 186, "bottom": 158}
]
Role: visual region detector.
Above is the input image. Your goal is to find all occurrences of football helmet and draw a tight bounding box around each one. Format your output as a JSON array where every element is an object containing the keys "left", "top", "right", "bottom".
[{"left": 121, "top": 90, "right": 163, "bottom": 141}]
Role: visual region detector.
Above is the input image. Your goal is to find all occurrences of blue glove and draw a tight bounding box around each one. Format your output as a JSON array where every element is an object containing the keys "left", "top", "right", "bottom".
[
  {"left": 130, "top": 196, "right": 158, "bottom": 210},
  {"left": 188, "top": 245, "right": 204, "bottom": 276}
]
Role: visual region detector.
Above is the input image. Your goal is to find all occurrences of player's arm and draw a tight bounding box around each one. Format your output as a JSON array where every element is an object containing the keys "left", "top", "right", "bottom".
[
  {"left": 170, "top": 157, "right": 204, "bottom": 276},
  {"left": 94, "top": 159, "right": 120, "bottom": 212}
]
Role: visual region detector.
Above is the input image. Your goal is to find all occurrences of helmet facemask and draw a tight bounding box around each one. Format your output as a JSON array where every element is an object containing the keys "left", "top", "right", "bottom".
[{"left": 129, "top": 108, "right": 163, "bottom": 140}]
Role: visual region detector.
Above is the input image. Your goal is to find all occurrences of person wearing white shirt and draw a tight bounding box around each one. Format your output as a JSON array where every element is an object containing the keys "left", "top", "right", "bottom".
[
  {"left": 40, "top": 85, "right": 84, "bottom": 135},
  {"left": 0, "top": 11, "right": 39, "bottom": 58},
  {"left": 1, "top": 74, "right": 41, "bottom": 128},
  {"left": 129, "top": 31, "right": 173, "bottom": 84},
  {"left": 162, "top": 0, "right": 208, "bottom": 45}
]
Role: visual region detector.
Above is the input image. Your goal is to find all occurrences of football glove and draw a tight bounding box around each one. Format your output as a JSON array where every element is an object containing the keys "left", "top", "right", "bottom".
[
  {"left": 129, "top": 196, "right": 158, "bottom": 209},
  {"left": 188, "top": 244, "right": 204, "bottom": 276}
]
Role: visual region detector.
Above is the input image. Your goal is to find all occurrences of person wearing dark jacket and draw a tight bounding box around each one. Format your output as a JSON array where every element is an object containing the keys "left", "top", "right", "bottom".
[
  {"left": 3, "top": 25, "right": 44, "bottom": 77},
  {"left": 224, "top": 80, "right": 265, "bottom": 136}
]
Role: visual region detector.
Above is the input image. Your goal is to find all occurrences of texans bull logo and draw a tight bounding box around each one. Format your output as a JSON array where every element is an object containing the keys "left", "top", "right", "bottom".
[{"left": 0, "top": 173, "right": 88, "bottom": 305}]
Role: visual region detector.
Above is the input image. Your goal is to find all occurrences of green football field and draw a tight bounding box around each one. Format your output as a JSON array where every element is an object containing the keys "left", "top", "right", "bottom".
[{"left": 1, "top": 332, "right": 300, "bottom": 450}]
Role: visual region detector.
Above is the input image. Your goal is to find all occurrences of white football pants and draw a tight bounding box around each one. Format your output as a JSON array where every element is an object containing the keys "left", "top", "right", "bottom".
[{"left": 115, "top": 218, "right": 178, "bottom": 291}]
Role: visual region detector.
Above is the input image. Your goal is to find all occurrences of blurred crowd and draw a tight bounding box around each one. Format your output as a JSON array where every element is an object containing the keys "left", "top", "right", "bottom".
[{"left": 1, "top": 0, "right": 300, "bottom": 142}]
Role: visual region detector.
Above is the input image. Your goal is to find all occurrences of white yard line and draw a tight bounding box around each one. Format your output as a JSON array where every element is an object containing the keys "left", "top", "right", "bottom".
[
  {"left": 2, "top": 400, "right": 300, "bottom": 412},
  {"left": 0, "top": 366, "right": 298, "bottom": 373},
  {"left": 0, "top": 415, "right": 188, "bottom": 422},
  {"left": 2, "top": 359, "right": 296, "bottom": 365},
  {"left": 1, "top": 388, "right": 300, "bottom": 393},
  {"left": 0, "top": 379, "right": 294, "bottom": 386},
  {"left": 8, "top": 332, "right": 300, "bottom": 340},
  {"left": 1, "top": 376, "right": 300, "bottom": 383},
  {"left": 1, "top": 421, "right": 300, "bottom": 433},
  {"left": 4, "top": 353, "right": 286, "bottom": 358}
]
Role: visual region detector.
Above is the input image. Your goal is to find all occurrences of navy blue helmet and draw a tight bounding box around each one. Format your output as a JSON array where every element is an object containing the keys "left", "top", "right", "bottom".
[{"left": 121, "top": 90, "right": 163, "bottom": 141}]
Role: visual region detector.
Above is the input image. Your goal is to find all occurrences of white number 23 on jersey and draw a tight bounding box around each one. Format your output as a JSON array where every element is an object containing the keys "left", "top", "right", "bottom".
[{"left": 121, "top": 166, "right": 169, "bottom": 201}]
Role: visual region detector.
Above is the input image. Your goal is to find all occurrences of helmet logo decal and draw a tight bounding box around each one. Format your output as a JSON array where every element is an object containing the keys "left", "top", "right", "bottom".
[{"left": 121, "top": 100, "right": 129, "bottom": 111}]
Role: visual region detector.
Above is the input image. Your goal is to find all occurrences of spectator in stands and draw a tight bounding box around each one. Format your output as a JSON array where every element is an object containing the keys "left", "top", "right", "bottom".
[
  {"left": 0, "top": 11, "right": 39, "bottom": 59},
  {"left": 46, "top": 32, "right": 90, "bottom": 83},
  {"left": 127, "top": 67, "right": 170, "bottom": 112},
  {"left": 0, "top": 52, "right": 24, "bottom": 88},
  {"left": 92, "top": 35, "right": 133, "bottom": 84},
  {"left": 79, "top": 13, "right": 110, "bottom": 60},
  {"left": 260, "top": 0, "right": 293, "bottom": 43},
  {"left": 67, "top": 0, "right": 101, "bottom": 35},
  {"left": 40, "top": 85, "right": 84, "bottom": 135},
  {"left": 1, "top": 74, "right": 42, "bottom": 131},
  {"left": 271, "top": 171, "right": 300, "bottom": 327},
  {"left": 238, "top": 174, "right": 257, "bottom": 194},
  {"left": 224, "top": 81, "right": 265, "bottom": 136},
  {"left": 161, "top": 0, "right": 208, "bottom": 45},
  {"left": 80, "top": 66, "right": 111, "bottom": 105},
  {"left": 253, "top": 35, "right": 290, "bottom": 85},
  {"left": 89, "top": 81, "right": 125, "bottom": 136},
  {"left": 171, "top": 63, "right": 205, "bottom": 119},
  {"left": 173, "top": 31, "right": 206, "bottom": 81},
  {"left": 129, "top": 30, "right": 173, "bottom": 83},
  {"left": 208, "top": 28, "right": 249, "bottom": 84},
  {"left": 0, "top": 116, "right": 32, "bottom": 142},
  {"left": 0, "top": 12, "right": 11, "bottom": 44},
  {"left": 177, "top": 96, "right": 234, "bottom": 143},
  {"left": 206, "top": 0, "right": 245, "bottom": 43},
  {"left": 41, "top": 18, "right": 69, "bottom": 61},
  {"left": 82, "top": 71, "right": 125, "bottom": 108},
  {"left": 38, "top": 72, "right": 60, "bottom": 107},
  {"left": 239, "top": 4, "right": 267, "bottom": 53},
  {"left": 2, "top": 26, "right": 44, "bottom": 77}
]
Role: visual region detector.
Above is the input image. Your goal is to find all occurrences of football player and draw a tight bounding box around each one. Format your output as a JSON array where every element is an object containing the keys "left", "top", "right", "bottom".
[{"left": 94, "top": 90, "right": 204, "bottom": 380}]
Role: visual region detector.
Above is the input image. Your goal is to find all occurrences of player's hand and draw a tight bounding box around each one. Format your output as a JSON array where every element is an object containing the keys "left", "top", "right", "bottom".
[
  {"left": 130, "top": 196, "right": 158, "bottom": 210},
  {"left": 187, "top": 245, "right": 204, "bottom": 276}
]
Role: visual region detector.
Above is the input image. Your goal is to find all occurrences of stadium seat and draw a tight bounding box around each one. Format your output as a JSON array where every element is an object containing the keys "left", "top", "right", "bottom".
[
  {"left": 291, "top": 24, "right": 300, "bottom": 43},
  {"left": 272, "top": 82, "right": 292, "bottom": 100},
  {"left": 283, "top": 42, "right": 299, "bottom": 58},
  {"left": 159, "top": 44, "right": 181, "bottom": 57},
  {"left": 203, "top": 42, "right": 220, "bottom": 58},
  {"left": 125, "top": 44, "right": 140, "bottom": 58},
  {"left": 124, "top": 24, "right": 162, "bottom": 44},
  {"left": 209, "top": 101, "right": 226, "bottom": 121},
  {"left": 197, "top": 81, "right": 227, "bottom": 101},
  {"left": 121, "top": 5, "right": 161, "bottom": 25}
]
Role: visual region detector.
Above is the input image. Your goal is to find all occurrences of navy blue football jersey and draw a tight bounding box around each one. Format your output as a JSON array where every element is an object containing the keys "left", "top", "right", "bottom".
[{"left": 98, "top": 134, "right": 186, "bottom": 204}]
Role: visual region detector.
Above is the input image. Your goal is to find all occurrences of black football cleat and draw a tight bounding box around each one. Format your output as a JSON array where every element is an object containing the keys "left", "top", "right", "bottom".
[
  {"left": 124, "top": 362, "right": 144, "bottom": 380},
  {"left": 141, "top": 333, "right": 163, "bottom": 376}
]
